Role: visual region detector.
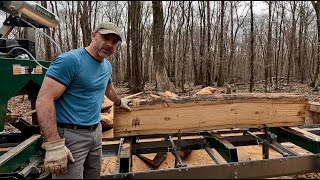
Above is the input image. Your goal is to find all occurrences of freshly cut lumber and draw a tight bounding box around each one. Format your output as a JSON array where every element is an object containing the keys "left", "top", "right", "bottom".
[
  {"left": 305, "top": 102, "right": 320, "bottom": 124},
  {"left": 113, "top": 93, "right": 308, "bottom": 137},
  {"left": 158, "top": 91, "right": 178, "bottom": 97},
  {"left": 101, "top": 95, "right": 114, "bottom": 111},
  {"left": 102, "top": 105, "right": 114, "bottom": 139},
  {"left": 289, "top": 127, "right": 320, "bottom": 141},
  {"left": 101, "top": 92, "right": 143, "bottom": 111},
  {"left": 307, "top": 102, "right": 320, "bottom": 113},
  {"left": 193, "top": 86, "right": 217, "bottom": 96},
  {"left": 123, "top": 91, "right": 144, "bottom": 99}
]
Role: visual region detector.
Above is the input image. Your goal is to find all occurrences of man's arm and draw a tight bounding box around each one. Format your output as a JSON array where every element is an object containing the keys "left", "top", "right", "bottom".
[
  {"left": 105, "top": 83, "right": 121, "bottom": 106},
  {"left": 36, "top": 76, "right": 67, "bottom": 142},
  {"left": 105, "top": 83, "right": 131, "bottom": 111}
]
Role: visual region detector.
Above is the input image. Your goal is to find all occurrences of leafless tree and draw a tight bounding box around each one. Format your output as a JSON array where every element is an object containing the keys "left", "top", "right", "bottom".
[
  {"left": 130, "top": 1, "right": 144, "bottom": 92},
  {"left": 152, "top": 1, "right": 171, "bottom": 92},
  {"left": 249, "top": 1, "right": 255, "bottom": 92},
  {"left": 217, "top": 1, "right": 225, "bottom": 87}
]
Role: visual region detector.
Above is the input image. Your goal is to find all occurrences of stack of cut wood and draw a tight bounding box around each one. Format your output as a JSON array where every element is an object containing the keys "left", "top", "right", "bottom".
[{"left": 101, "top": 96, "right": 114, "bottom": 131}]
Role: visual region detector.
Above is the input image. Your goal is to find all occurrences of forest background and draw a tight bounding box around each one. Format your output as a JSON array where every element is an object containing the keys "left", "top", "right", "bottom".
[{"left": 2, "top": 1, "right": 320, "bottom": 95}]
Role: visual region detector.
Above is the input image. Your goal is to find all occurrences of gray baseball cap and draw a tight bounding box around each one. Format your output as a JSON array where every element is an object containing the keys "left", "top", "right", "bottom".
[{"left": 94, "top": 22, "right": 122, "bottom": 42}]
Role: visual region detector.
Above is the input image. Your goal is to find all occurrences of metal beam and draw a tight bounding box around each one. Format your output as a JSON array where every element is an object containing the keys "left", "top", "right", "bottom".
[
  {"left": 115, "top": 138, "right": 133, "bottom": 174},
  {"left": 101, "top": 133, "right": 291, "bottom": 158},
  {"left": 168, "top": 136, "right": 186, "bottom": 168},
  {"left": 136, "top": 152, "right": 167, "bottom": 168},
  {"left": 270, "top": 127, "right": 320, "bottom": 154},
  {"left": 134, "top": 138, "right": 205, "bottom": 154},
  {"left": 0, "top": 134, "right": 43, "bottom": 173},
  {"left": 201, "top": 131, "right": 238, "bottom": 162},
  {"left": 270, "top": 141, "right": 300, "bottom": 157},
  {"left": 101, "top": 154, "right": 320, "bottom": 179},
  {"left": 0, "top": 25, "right": 14, "bottom": 38},
  {"left": 203, "top": 145, "right": 224, "bottom": 164}
]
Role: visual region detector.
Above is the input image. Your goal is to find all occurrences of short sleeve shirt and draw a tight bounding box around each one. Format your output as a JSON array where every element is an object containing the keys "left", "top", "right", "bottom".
[{"left": 46, "top": 48, "right": 112, "bottom": 126}]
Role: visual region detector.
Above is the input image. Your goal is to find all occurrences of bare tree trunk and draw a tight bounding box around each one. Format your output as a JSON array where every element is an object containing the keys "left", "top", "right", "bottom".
[
  {"left": 80, "top": 1, "right": 91, "bottom": 47},
  {"left": 152, "top": 1, "right": 171, "bottom": 92},
  {"left": 76, "top": 1, "right": 80, "bottom": 44},
  {"left": 228, "top": 1, "right": 234, "bottom": 83},
  {"left": 297, "top": 4, "right": 304, "bottom": 84},
  {"left": 172, "top": 2, "right": 184, "bottom": 88},
  {"left": 49, "top": 1, "right": 57, "bottom": 57},
  {"left": 287, "top": 1, "right": 297, "bottom": 84},
  {"left": 180, "top": 2, "right": 186, "bottom": 92},
  {"left": 88, "top": 1, "right": 92, "bottom": 33},
  {"left": 69, "top": 1, "right": 78, "bottom": 49},
  {"left": 166, "top": 2, "right": 173, "bottom": 80},
  {"left": 206, "top": 0, "right": 212, "bottom": 86},
  {"left": 171, "top": 28, "right": 178, "bottom": 87},
  {"left": 53, "top": 1, "right": 63, "bottom": 53},
  {"left": 301, "top": 3, "right": 309, "bottom": 84},
  {"left": 199, "top": 1, "right": 205, "bottom": 86},
  {"left": 114, "top": 46, "right": 120, "bottom": 86},
  {"left": 275, "top": 2, "right": 285, "bottom": 90},
  {"left": 180, "top": 1, "right": 192, "bottom": 92},
  {"left": 131, "top": 1, "right": 144, "bottom": 92},
  {"left": 311, "top": 1, "right": 320, "bottom": 87},
  {"left": 64, "top": 9, "right": 71, "bottom": 51},
  {"left": 249, "top": 1, "right": 255, "bottom": 92},
  {"left": 92, "top": 1, "right": 99, "bottom": 30},
  {"left": 144, "top": 36, "right": 151, "bottom": 83},
  {"left": 41, "top": 1, "right": 52, "bottom": 60},
  {"left": 265, "top": 1, "right": 273, "bottom": 92},
  {"left": 217, "top": 1, "right": 225, "bottom": 87},
  {"left": 124, "top": 1, "right": 132, "bottom": 86},
  {"left": 190, "top": 5, "right": 199, "bottom": 86}
]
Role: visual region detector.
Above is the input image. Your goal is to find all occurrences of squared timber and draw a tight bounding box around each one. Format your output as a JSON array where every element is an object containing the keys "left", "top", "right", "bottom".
[{"left": 112, "top": 93, "right": 308, "bottom": 137}]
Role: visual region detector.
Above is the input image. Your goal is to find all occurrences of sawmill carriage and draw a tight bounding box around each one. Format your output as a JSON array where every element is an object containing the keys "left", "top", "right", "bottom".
[
  {"left": 0, "top": 1, "right": 320, "bottom": 179},
  {"left": 99, "top": 93, "right": 320, "bottom": 179}
]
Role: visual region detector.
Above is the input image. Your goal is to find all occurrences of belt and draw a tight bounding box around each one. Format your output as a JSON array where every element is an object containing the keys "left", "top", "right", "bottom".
[{"left": 57, "top": 123, "right": 99, "bottom": 131}]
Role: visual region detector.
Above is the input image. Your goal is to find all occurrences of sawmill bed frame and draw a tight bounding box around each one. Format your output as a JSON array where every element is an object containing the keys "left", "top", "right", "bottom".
[{"left": 101, "top": 126, "right": 320, "bottom": 179}]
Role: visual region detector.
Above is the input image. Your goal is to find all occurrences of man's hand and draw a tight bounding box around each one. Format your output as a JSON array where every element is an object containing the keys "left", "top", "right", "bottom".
[
  {"left": 41, "top": 138, "right": 74, "bottom": 174},
  {"left": 117, "top": 98, "right": 131, "bottom": 111}
]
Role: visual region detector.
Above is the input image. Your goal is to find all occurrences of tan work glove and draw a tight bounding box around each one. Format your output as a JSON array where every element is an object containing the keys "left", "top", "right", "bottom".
[
  {"left": 116, "top": 99, "right": 131, "bottom": 111},
  {"left": 41, "top": 138, "right": 75, "bottom": 174}
]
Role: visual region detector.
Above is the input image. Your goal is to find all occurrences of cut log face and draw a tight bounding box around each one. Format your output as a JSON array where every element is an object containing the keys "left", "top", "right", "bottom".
[{"left": 113, "top": 93, "right": 308, "bottom": 137}]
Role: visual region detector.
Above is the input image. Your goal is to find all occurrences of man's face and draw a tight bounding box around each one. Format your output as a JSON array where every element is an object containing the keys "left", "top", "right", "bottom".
[{"left": 92, "top": 32, "right": 120, "bottom": 59}]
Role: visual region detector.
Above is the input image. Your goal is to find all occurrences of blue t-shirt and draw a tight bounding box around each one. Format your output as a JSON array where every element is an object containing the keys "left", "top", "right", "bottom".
[{"left": 46, "top": 48, "right": 112, "bottom": 126}]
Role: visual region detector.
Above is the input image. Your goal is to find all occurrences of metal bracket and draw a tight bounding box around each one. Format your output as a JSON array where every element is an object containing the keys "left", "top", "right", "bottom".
[
  {"left": 244, "top": 130, "right": 297, "bottom": 158},
  {"left": 201, "top": 131, "right": 238, "bottom": 162},
  {"left": 168, "top": 135, "right": 186, "bottom": 168},
  {"left": 115, "top": 137, "right": 132, "bottom": 174},
  {"left": 136, "top": 152, "right": 167, "bottom": 168}
]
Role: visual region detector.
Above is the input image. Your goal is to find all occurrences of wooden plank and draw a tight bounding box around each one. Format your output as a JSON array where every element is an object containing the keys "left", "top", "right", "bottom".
[
  {"left": 102, "top": 106, "right": 114, "bottom": 139},
  {"left": 113, "top": 93, "right": 308, "bottom": 137},
  {"left": 289, "top": 127, "right": 320, "bottom": 141},
  {"left": 305, "top": 102, "right": 320, "bottom": 124},
  {"left": 307, "top": 102, "right": 320, "bottom": 113}
]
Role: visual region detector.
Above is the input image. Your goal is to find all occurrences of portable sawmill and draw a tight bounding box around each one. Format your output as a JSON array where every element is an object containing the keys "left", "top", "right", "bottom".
[{"left": 0, "top": 1, "right": 58, "bottom": 178}]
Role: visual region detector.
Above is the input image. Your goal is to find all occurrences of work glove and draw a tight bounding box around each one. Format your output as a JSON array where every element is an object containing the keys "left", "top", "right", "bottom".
[
  {"left": 117, "top": 98, "right": 131, "bottom": 111},
  {"left": 41, "top": 138, "right": 75, "bottom": 174}
]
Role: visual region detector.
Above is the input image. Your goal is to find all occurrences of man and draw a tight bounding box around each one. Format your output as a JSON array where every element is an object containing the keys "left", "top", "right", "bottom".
[{"left": 36, "top": 22, "right": 130, "bottom": 179}]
